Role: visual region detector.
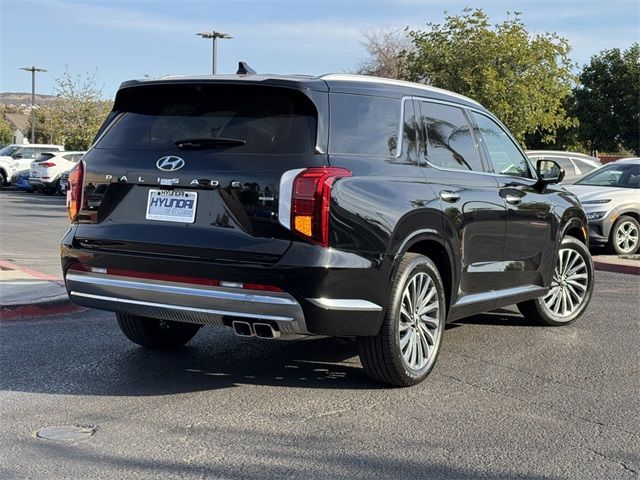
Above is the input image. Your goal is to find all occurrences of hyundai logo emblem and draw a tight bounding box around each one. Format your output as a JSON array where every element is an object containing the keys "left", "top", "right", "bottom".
[{"left": 156, "top": 156, "right": 185, "bottom": 172}]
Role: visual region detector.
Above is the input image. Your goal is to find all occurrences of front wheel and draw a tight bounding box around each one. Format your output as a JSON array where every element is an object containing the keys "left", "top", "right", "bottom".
[
  {"left": 358, "top": 253, "right": 446, "bottom": 387},
  {"left": 116, "top": 313, "right": 201, "bottom": 349},
  {"left": 518, "top": 236, "right": 594, "bottom": 326},
  {"left": 607, "top": 215, "right": 639, "bottom": 255}
]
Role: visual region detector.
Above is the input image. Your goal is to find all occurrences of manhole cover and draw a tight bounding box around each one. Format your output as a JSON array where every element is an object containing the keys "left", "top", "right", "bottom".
[{"left": 36, "top": 425, "right": 97, "bottom": 441}]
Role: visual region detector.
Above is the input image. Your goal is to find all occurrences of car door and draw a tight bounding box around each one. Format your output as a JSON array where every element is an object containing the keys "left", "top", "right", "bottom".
[
  {"left": 470, "top": 111, "right": 557, "bottom": 288},
  {"left": 12, "top": 146, "right": 37, "bottom": 173},
  {"left": 416, "top": 100, "right": 507, "bottom": 305}
]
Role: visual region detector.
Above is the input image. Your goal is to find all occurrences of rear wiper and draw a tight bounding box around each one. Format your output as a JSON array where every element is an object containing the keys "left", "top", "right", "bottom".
[{"left": 174, "top": 137, "right": 246, "bottom": 150}]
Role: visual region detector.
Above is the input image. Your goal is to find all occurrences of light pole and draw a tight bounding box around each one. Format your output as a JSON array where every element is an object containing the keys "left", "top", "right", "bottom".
[
  {"left": 196, "top": 31, "right": 232, "bottom": 74},
  {"left": 20, "top": 66, "right": 46, "bottom": 143}
]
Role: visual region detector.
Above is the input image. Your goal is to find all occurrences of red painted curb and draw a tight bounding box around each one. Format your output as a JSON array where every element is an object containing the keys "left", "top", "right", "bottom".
[
  {"left": 0, "top": 303, "right": 86, "bottom": 321},
  {"left": 593, "top": 259, "right": 640, "bottom": 275}
]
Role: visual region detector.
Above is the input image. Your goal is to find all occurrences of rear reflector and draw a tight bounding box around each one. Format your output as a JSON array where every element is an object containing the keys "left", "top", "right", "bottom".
[{"left": 291, "top": 167, "right": 351, "bottom": 247}]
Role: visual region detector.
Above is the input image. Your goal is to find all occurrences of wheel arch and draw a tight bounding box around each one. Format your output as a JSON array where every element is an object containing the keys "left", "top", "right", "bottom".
[{"left": 390, "top": 226, "right": 457, "bottom": 312}]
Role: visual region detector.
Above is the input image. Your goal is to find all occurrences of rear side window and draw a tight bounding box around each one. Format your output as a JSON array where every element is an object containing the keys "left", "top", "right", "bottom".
[
  {"left": 97, "top": 84, "right": 317, "bottom": 154},
  {"left": 419, "top": 102, "right": 483, "bottom": 171},
  {"left": 329, "top": 94, "right": 399, "bottom": 157},
  {"left": 472, "top": 112, "right": 531, "bottom": 178},
  {"left": 548, "top": 157, "right": 577, "bottom": 179},
  {"left": 572, "top": 159, "right": 597, "bottom": 175}
]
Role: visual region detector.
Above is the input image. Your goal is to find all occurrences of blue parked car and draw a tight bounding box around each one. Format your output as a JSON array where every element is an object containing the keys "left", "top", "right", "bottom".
[{"left": 10, "top": 170, "right": 35, "bottom": 192}]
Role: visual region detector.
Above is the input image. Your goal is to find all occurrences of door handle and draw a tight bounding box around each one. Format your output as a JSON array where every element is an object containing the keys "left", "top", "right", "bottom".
[
  {"left": 439, "top": 191, "right": 460, "bottom": 203},
  {"left": 505, "top": 194, "right": 522, "bottom": 205}
]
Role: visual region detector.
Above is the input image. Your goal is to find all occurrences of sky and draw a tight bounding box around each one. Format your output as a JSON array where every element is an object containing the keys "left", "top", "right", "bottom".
[{"left": 1, "top": 0, "right": 638, "bottom": 99}]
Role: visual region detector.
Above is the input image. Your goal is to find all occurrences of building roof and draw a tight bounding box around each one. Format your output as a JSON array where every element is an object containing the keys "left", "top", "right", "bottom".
[{"left": 4, "top": 113, "right": 29, "bottom": 133}]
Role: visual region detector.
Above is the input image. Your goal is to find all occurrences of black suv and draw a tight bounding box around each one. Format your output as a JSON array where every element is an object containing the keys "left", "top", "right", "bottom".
[{"left": 61, "top": 73, "right": 594, "bottom": 386}]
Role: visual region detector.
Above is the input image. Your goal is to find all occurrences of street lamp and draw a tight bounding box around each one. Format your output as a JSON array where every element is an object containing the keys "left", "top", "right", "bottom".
[
  {"left": 20, "top": 66, "right": 47, "bottom": 143},
  {"left": 196, "top": 31, "right": 232, "bottom": 75}
]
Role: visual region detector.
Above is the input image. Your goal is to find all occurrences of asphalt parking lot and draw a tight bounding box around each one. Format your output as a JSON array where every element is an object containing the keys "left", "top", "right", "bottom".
[{"left": 1, "top": 188, "right": 639, "bottom": 479}]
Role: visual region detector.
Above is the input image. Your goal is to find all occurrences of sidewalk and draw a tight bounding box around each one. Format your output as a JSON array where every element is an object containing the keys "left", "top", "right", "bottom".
[
  {"left": 592, "top": 254, "right": 640, "bottom": 275},
  {"left": 0, "top": 260, "right": 82, "bottom": 320}
]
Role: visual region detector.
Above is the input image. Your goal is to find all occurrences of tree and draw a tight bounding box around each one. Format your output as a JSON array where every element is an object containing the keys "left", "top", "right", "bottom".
[
  {"left": 356, "top": 29, "right": 410, "bottom": 79},
  {"left": 398, "top": 9, "right": 576, "bottom": 144},
  {"left": 570, "top": 44, "right": 640, "bottom": 155},
  {"left": 47, "top": 68, "right": 112, "bottom": 150},
  {"left": 0, "top": 116, "right": 13, "bottom": 144}
]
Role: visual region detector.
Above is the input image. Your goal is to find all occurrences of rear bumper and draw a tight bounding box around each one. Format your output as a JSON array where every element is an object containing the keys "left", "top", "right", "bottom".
[
  {"left": 66, "top": 270, "right": 310, "bottom": 334},
  {"left": 28, "top": 177, "right": 57, "bottom": 188},
  {"left": 61, "top": 236, "right": 389, "bottom": 337}
]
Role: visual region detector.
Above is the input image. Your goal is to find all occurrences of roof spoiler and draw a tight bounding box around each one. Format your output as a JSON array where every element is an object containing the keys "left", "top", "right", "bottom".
[{"left": 236, "top": 62, "right": 256, "bottom": 75}]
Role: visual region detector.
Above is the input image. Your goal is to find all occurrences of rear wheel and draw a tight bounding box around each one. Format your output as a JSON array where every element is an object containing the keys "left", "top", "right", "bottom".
[
  {"left": 607, "top": 215, "right": 639, "bottom": 255},
  {"left": 358, "top": 253, "right": 446, "bottom": 387},
  {"left": 518, "top": 236, "right": 594, "bottom": 326},
  {"left": 116, "top": 313, "right": 201, "bottom": 349},
  {"left": 0, "top": 171, "right": 5, "bottom": 189}
]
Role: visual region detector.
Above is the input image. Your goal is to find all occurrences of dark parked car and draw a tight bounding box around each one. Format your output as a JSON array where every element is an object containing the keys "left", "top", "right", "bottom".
[{"left": 61, "top": 73, "right": 594, "bottom": 386}]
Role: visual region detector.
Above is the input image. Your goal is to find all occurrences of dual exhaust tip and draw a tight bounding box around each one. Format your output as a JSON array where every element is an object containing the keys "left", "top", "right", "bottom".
[{"left": 232, "top": 320, "right": 281, "bottom": 339}]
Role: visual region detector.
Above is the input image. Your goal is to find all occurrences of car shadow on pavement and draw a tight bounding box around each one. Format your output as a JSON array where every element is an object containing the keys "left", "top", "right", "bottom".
[
  {"left": 1, "top": 317, "right": 381, "bottom": 396},
  {"left": 452, "top": 308, "right": 544, "bottom": 327}
]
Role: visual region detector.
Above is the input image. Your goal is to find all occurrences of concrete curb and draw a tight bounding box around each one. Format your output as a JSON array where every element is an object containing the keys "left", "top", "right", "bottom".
[{"left": 592, "top": 258, "right": 640, "bottom": 276}]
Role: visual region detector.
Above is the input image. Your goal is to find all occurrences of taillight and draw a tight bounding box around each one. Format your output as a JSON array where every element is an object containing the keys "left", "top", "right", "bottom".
[
  {"left": 291, "top": 167, "right": 351, "bottom": 247},
  {"left": 40, "top": 162, "right": 56, "bottom": 168},
  {"left": 67, "top": 161, "right": 84, "bottom": 223}
]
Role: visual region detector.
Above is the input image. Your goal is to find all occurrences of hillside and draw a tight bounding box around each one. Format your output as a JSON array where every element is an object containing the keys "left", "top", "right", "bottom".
[{"left": 0, "top": 92, "right": 57, "bottom": 106}]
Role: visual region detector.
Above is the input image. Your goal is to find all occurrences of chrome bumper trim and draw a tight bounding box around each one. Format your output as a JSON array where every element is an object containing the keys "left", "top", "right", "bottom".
[
  {"left": 70, "top": 291, "right": 295, "bottom": 322},
  {"left": 307, "top": 298, "right": 383, "bottom": 311},
  {"left": 65, "top": 271, "right": 308, "bottom": 334}
]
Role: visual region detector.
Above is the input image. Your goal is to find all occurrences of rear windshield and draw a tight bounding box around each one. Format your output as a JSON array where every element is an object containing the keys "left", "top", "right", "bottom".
[{"left": 96, "top": 84, "right": 318, "bottom": 154}]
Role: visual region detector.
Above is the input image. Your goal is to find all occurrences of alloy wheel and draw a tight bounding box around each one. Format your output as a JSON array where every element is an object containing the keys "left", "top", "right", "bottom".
[
  {"left": 544, "top": 247, "right": 589, "bottom": 318},
  {"left": 615, "top": 221, "right": 639, "bottom": 254},
  {"left": 398, "top": 272, "right": 441, "bottom": 370}
]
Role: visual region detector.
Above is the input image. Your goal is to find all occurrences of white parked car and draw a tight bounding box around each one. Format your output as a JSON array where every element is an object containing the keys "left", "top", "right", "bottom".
[
  {"left": 28, "top": 151, "right": 85, "bottom": 194},
  {"left": 0, "top": 144, "right": 65, "bottom": 187},
  {"left": 565, "top": 158, "right": 640, "bottom": 254},
  {"left": 526, "top": 150, "right": 601, "bottom": 184}
]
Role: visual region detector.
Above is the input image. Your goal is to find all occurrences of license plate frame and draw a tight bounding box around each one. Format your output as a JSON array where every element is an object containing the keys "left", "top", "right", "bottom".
[{"left": 145, "top": 189, "right": 198, "bottom": 224}]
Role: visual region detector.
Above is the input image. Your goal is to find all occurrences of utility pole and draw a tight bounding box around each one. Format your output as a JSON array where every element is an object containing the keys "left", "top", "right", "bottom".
[
  {"left": 20, "top": 66, "right": 46, "bottom": 143},
  {"left": 196, "top": 31, "right": 232, "bottom": 74}
]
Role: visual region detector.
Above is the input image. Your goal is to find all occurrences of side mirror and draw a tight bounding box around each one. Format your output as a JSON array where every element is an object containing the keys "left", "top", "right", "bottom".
[
  {"left": 12, "top": 154, "right": 24, "bottom": 159},
  {"left": 536, "top": 159, "right": 565, "bottom": 185}
]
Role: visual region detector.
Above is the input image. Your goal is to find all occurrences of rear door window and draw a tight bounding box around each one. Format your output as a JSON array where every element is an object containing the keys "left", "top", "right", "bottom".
[
  {"left": 419, "top": 101, "right": 483, "bottom": 171},
  {"left": 472, "top": 112, "right": 531, "bottom": 178},
  {"left": 329, "top": 94, "right": 399, "bottom": 157},
  {"left": 97, "top": 84, "right": 318, "bottom": 154}
]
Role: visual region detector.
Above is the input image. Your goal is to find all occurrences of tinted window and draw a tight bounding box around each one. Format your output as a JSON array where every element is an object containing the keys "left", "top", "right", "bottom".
[
  {"left": 98, "top": 84, "right": 317, "bottom": 154},
  {"left": 329, "top": 94, "right": 399, "bottom": 156},
  {"left": 472, "top": 113, "right": 531, "bottom": 178},
  {"left": 420, "top": 102, "right": 483, "bottom": 171},
  {"left": 34, "top": 152, "right": 55, "bottom": 162}
]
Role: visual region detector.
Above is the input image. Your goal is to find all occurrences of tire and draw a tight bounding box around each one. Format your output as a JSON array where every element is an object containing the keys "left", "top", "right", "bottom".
[
  {"left": 116, "top": 313, "right": 201, "bottom": 349},
  {"left": 358, "top": 253, "right": 446, "bottom": 387},
  {"left": 606, "top": 215, "right": 640, "bottom": 255},
  {"left": 517, "top": 236, "right": 594, "bottom": 326},
  {"left": 0, "top": 171, "right": 5, "bottom": 189}
]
